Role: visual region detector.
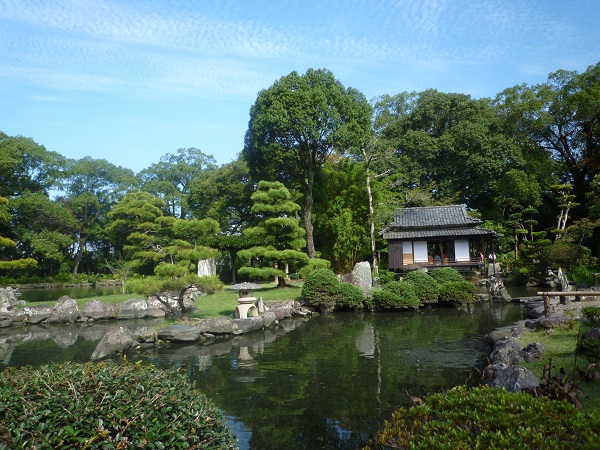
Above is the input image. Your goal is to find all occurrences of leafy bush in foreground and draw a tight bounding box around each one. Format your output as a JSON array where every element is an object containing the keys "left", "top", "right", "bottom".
[
  {"left": 301, "top": 268, "right": 340, "bottom": 307},
  {"left": 0, "top": 361, "right": 236, "bottom": 449},
  {"left": 429, "top": 267, "right": 464, "bottom": 284},
  {"left": 404, "top": 270, "right": 439, "bottom": 304},
  {"left": 365, "top": 386, "right": 600, "bottom": 449},
  {"left": 301, "top": 268, "right": 364, "bottom": 311},
  {"left": 336, "top": 282, "right": 365, "bottom": 310},
  {"left": 581, "top": 306, "right": 600, "bottom": 329},
  {"left": 372, "top": 280, "right": 420, "bottom": 310},
  {"left": 437, "top": 280, "right": 477, "bottom": 303}
]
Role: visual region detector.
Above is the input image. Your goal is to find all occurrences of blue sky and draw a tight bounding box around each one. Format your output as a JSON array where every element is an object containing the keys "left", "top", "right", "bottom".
[{"left": 1, "top": 0, "right": 598, "bottom": 174}]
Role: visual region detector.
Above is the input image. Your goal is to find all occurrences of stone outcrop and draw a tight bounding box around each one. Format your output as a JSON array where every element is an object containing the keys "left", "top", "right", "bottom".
[
  {"left": 48, "top": 296, "right": 80, "bottom": 323},
  {"left": 117, "top": 298, "right": 148, "bottom": 319},
  {"left": 340, "top": 261, "right": 372, "bottom": 296},
  {"left": 91, "top": 327, "right": 139, "bottom": 361},
  {"left": 0, "top": 287, "right": 22, "bottom": 312},
  {"left": 81, "top": 299, "right": 118, "bottom": 320},
  {"left": 158, "top": 324, "right": 203, "bottom": 342},
  {"left": 482, "top": 361, "right": 540, "bottom": 392}
]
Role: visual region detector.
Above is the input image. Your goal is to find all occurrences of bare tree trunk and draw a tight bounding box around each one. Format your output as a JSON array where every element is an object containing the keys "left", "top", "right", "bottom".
[
  {"left": 304, "top": 167, "right": 316, "bottom": 259},
  {"left": 362, "top": 146, "right": 379, "bottom": 274}
]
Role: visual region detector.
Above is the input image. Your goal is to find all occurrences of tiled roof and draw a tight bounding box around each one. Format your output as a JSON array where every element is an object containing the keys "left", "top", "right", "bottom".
[
  {"left": 388, "top": 205, "right": 481, "bottom": 229},
  {"left": 382, "top": 227, "right": 497, "bottom": 240}
]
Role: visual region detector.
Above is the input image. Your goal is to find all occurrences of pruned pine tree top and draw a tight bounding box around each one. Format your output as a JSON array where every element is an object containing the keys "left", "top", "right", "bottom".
[{"left": 238, "top": 181, "right": 309, "bottom": 285}]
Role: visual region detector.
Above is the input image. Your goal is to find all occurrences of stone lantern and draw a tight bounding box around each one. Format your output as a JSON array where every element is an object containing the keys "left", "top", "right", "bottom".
[{"left": 230, "top": 282, "right": 261, "bottom": 319}]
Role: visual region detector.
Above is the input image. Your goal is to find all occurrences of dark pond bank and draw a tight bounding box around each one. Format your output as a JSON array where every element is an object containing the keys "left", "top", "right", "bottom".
[{"left": 0, "top": 300, "right": 525, "bottom": 449}]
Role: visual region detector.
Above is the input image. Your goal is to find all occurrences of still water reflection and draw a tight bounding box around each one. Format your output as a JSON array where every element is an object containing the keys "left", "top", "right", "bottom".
[{"left": 0, "top": 301, "right": 525, "bottom": 449}]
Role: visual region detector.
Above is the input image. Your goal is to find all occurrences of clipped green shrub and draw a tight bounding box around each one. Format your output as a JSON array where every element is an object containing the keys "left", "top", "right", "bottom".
[
  {"left": 365, "top": 385, "right": 600, "bottom": 450},
  {"left": 298, "top": 258, "right": 331, "bottom": 279},
  {"left": 372, "top": 280, "right": 420, "bottom": 310},
  {"left": 581, "top": 306, "right": 600, "bottom": 329},
  {"left": 301, "top": 268, "right": 340, "bottom": 307},
  {"left": 336, "top": 282, "right": 364, "bottom": 310},
  {"left": 429, "top": 267, "right": 464, "bottom": 284},
  {"left": 437, "top": 280, "right": 477, "bottom": 303},
  {"left": 375, "top": 270, "right": 398, "bottom": 285},
  {"left": 405, "top": 270, "right": 439, "bottom": 304},
  {"left": 0, "top": 361, "right": 236, "bottom": 449}
]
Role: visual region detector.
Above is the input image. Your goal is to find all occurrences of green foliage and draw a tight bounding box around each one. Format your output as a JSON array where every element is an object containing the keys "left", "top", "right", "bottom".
[
  {"left": 375, "top": 270, "right": 398, "bottom": 285},
  {"left": 238, "top": 181, "right": 309, "bottom": 285},
  {"left": 301, "top": 269, "right": 341, "bottom": 307},
  {"left": 437, "top": 280, "right": 477, "bottom": 303},
  {"left": 194, "top": 275, "right": 224, "bottom": 294},
  {"left": 541, "top": 242, "right": 591, "bottom": 269},
  {"left": 577, "top": 338, "right": 600, "bottom": 364},
  {"left": 581, "top": 306, "right": 600, "bottom": 329},
  {"left": 405, "top": 270, "right": 439, "bottom": 304},
  {"left": 429, "top": 267, "right": 464, "bottom": 284},
  {"left": 365, "top": 385, "right": 600, "bottom": 449},
  {"left": 0, "top": 361, "right": 236, "bottom": 449},
  {"left": 336, "top": 282, "right": 365, "bottom": 310},
  {"left": 372, "top": 280, "right": 420, "bottom": 310},
  {"left": 298, "top": 257, "right": 331, "bottom": 279}
]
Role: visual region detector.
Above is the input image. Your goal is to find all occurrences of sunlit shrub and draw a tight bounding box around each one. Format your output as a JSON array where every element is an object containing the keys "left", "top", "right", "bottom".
[
  {"left": 405, "top": 270, "right": 439, "bottom": 304},
  {"left": 337, "top": 282, "right": 364, "bottom": 310},
  {"left": 437, "top": 280, "right": 477, "bottom": 303},
  {"left": 298, "top": 258, "right": 330, "bottom": 279},
  {"left": 0, "top": 361, "right": 236, "bottom": 449},
  {"left": 429, "top": 267, "right": 463, "bottom": 284},
  {"left": 365, "top": 385, "right": 600, "bottom": 449},
  {"left": 301, "top": 268, "right": 340, "bottom": 307},
  {"left": 372, "top": 280, "right": 420, "bottom": 310},
  {"left": 195, "top": 275, "right": 224, "bottom": 294}
]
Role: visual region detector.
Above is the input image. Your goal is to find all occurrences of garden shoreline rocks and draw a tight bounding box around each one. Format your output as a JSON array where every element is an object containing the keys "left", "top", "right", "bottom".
[{"left": 481, "top": 295, "right": 600, "bottom": 392}]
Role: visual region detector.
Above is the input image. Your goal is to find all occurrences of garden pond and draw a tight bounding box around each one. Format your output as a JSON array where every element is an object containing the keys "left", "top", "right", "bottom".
[{"left": 0, "top": 295, "right": 528, "bottom": 449}]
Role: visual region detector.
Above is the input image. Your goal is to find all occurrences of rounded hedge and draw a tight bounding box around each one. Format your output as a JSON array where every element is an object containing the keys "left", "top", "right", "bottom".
[
  {"left": 372, "top": 281, "right": 420, "bottom": 310},
  {"left": 404, "top": 270, "right": 439, "bottom": 304},
  {"left": 301, "top": 268, "right": 340, "bottom": 307},
  {"left": 366, "top": 385, "right": 600, "bottom": 449},
  {"left": 437, "top": 280, "right": 477, "bottom": 303},
  {"left": 0, "top": 361, "right": 236, "bottom": 449},
  {"left": 337, "top": 282, "right": 365, "bottom": 310},
  {"left": 429, "top": 267, "right": 464, "bottom": 284}
]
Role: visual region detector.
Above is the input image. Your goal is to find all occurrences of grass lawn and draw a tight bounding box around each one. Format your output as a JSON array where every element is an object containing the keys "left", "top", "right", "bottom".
[
  {"left": 518, "top": 326, "right": 600, "bottom": 412},
  {"left": 33, "top": 282, "right": 304, "bottom": 319}
]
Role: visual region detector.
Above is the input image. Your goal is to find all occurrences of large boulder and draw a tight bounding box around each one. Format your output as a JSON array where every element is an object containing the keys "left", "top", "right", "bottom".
[
  {"left": 482, "top": 361, "right": 540, "bottom": 392},
  {"left": 23, "top": 304, "right": 53, "bottom": 324},
  {"left": 117, "top": 298, "right": 148, "bottom": 319},
  {"left": 489, "top": 337, "right": 524, "bottom": 365},
  {"left": 232, "top": 317, "right": 264, "bottom": 335},
  {"left": 195, "top": 317, "right": 234, "bottom": 335},
  {"left": 489, "top": 276, "right": 511, "bottom": 302},
  {"left": 0, "top": 287, "right": 20, "bottom": 312},
  {"left": 484, "top": 326, "right": 527, "bottom": 345},
  {"left": 351, "top": 261, "right": 372, "bottom": 295},
  {"left": 146, "top": 297, "right": 167, "bottom": 318},
  {"left": 90, "top": 327, "right": 138, "bottom": 361},
  {"left": 47, "top": 296, "right": 80, "bottom": 323},
  {"left": 157, "top": 324, "right": 202, "bottom": 342},
  {"left": 81, "top": 299, "right": 117, "bottom": 320}
]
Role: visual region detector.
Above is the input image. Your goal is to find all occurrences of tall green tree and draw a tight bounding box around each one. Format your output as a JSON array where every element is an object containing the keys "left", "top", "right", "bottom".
[
  {"left": 0, "top": 196, "right": 37, "bottom": 272},
  {"left": 0, "top": 131, "right": 65, "bottom": 197},
  {"left": 494, "top": 62, "right": 600, "bottom": 213},
  {"left": 238, "top": 181, "right": 309, "bottom": 287},
  {"left": 7, "top": 192, "right": 75, "bottom": 277},
  {"left": 187, "top": 157, "right": 254, "bottom": 234},
  {"left": 59, "top": 157, "right": 137, "bottom": 277},
  {"left": 243, "top": 68, "right": 372, "bottom": 258},
  {"left": 138, "top": 148, "right": 217, "bottom": 219}
]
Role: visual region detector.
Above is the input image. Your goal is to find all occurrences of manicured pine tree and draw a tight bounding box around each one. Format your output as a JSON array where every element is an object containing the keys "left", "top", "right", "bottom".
[{"left": 238, "top": 181, "right": 309, "bottom": 287}]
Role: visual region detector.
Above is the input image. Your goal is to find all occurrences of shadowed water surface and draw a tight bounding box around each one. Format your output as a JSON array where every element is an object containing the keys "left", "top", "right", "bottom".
[{"left": 1, "top": 301, "right": 525, "bottom": 449}]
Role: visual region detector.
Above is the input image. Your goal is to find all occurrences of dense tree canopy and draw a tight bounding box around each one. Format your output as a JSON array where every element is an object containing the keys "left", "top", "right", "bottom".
[
  {"left": 1, "top": 61, "right": 599, "bottom": 284},
  {"left": 243, "top": 68, "right": 373, "bottom": 258}
]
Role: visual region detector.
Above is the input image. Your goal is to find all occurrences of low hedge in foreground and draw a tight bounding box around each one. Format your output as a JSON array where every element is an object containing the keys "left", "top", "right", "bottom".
[
  {"left": 365, "top": 385, "right": 600, "bottom": 450},
  {"left": 0, "top": 361, "right": 236, "bottom": 449}
]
